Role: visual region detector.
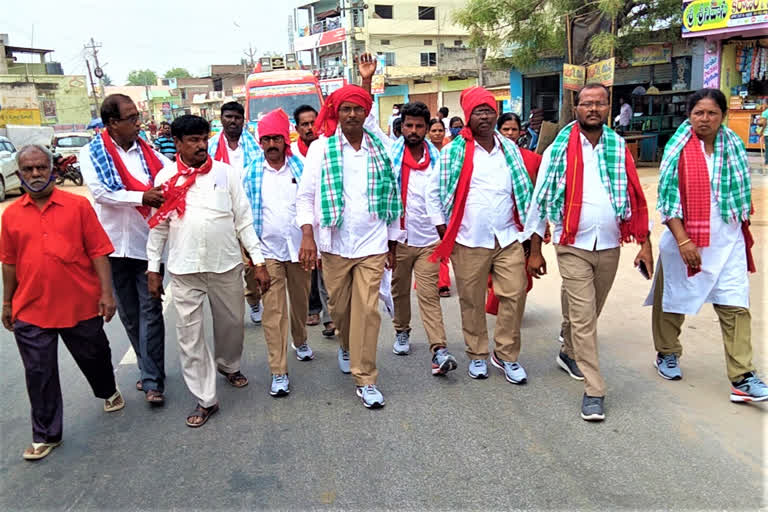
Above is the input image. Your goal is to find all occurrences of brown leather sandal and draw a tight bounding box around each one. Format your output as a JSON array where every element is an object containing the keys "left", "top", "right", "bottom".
[
  {"left": 185, "top": 403, "right": 219, "bottom": 428},
  {"left": 218, "top": 369, "right": 249, "bottom": 388}
]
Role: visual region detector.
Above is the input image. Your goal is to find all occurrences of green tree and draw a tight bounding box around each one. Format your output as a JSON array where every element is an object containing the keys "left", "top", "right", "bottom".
[
  {"left": 101, "top": 73, "right": 113, "bottom": 86},
  {"left": 126, "top": 69, "right": 158, "bottom": 86},
  {"left": 164, "top": 67, "right": 192, "bottom": 79},
  {"left": 454, "top": 0, "right": 682, "bottom": 69}
]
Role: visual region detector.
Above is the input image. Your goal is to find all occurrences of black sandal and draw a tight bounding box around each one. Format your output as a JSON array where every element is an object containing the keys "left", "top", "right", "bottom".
[
  {"left": 185, "top": 403, "right": 219, "bottom": 428},
  {"left": 322, "top": 322, "right": 336, "bottom": 338},
  {"left": 218, "top": 369, "right": 249, "bottom": 388}
]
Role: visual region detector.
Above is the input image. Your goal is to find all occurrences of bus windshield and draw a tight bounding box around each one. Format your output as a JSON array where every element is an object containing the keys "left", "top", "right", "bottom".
[{"left": 248, "top": 84, "right": 321, "bottom": 121}]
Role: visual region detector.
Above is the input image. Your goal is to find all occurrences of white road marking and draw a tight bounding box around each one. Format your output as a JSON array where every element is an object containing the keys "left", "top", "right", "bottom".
[{"left": 118, "top": 286, "right": 173, "bottom": 366}]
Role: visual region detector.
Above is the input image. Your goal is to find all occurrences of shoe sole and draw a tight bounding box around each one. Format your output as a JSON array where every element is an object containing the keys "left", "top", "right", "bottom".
[
  {"left": 467, "top": 368, "right": 488, "bottom": 379},
  {"left": 581, "top": 412, "right": 605, "bottom": 421},
  {"left": 730, "top": 393, "right": 768, "bottom": 403},
  {"left": 356, "top": 388, "right": 385, "bottom": 408},
  {"left": 432, "top": 357, "right": 458, "bottom": 376},
  {"left": 291, "top": 345, "right": 315, "bottom": 362},
  {"left": 556, "top": 354, "right": 585, "bottom": 381},
  {"left": 653, "top": 360, "right": 682, "bottom": 381},
  {"left": 269, "top": 388, "right": 290, "bottom": 397},
  {"left": 393, "top": 345, "right": 410, "bottom": 355},
  {"left": 490, "top": 354, "right": 526, "bottom": 384}
]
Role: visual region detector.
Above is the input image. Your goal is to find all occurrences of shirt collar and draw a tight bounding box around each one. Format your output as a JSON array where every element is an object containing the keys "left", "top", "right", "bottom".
[
  {"left": 473, "top": 136, "right": 501, "bottom": 155},
  {"left": 224, "top": 134, "right": 243, "bottom": 150},
  {"left": 340, "top": 131, "right": 369, "bottom": 152},
  {"left": 579, "top": 131, "right": 603, "bottom": 150},
  {"left": 20, "top": 186, "right": 63, "bottom": 210},
  {"left": 111, "top": 136, "right": 139, "bottom": 154},
  {"left": 263, "top": 159, "right": 287, "bottom": 173}
]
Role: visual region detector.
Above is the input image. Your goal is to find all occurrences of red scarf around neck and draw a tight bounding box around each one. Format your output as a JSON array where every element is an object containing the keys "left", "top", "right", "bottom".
[
  {"left": 297, "top": 137, "right": 310, "bottom": 157},
  {"left": 213, "top": 133, "right": 233, "bottom": 164},
  {"left": 560, "top": 124, "right": 648, "bottom": 246},
  {"left": 400, "top": 142, "right": 431, "bottom": 229},
  {"left": 678, "top": 134, "right": 755, "bottom": 276},
  {"left": 101, "top": 130, "right": 164, "bottom": 217},
  {"left": 148, "top": 156, "right": 213, "bottom": 228},
  {"left": 431, "top": 130, "right": 525, "bottom": 262}
]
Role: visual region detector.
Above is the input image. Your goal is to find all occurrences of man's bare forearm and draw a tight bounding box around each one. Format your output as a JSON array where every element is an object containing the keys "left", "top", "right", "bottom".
[
  {"left": 91, "top": 256, "right": 114, "bottom": 295},
  {"left": 2, "top": 263, "right": 17, "bottom": 303}
]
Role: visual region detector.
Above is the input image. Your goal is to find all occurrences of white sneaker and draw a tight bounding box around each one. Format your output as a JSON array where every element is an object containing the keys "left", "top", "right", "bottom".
[
  {"left": 337, "top": 348, "right": 351, "bottom": 374},
  {"left": 249, "top": 301, "right": 262, "bottom": 324},
  {"left": 356, "top": 384, "right": 385, "bottom": 408},
  {"left": 270, "top": 374, "right": 290, "bottom": 397},
  {"left": 291, "top": 342, "right": 315, "bottom": 361}
]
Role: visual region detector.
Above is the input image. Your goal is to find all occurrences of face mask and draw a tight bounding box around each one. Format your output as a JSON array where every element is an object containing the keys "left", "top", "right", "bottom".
[
  {"left": 392, "top": 108, "right": 399, "bottom": 115},
  {"left": 450, "top": 126, "right": 462, "bottom": 137}
]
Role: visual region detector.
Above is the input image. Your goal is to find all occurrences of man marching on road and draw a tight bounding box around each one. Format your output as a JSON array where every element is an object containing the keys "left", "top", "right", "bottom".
[
  {"left": 147, "top": 115, "right": 270, "bottom": 427},
  {"left": 81, "top": 94, "right": 169, "bottom": 405},
  {"left": 209, "top": 101, "right": 265, "bottom": 325},
  {"left": 296, "top": 54, "right": 402, "bottom": 409},
  {"left": 293, "top": 104, "right": 335, "bottom": 338},
  {"left": 2, "top": 145, "right": 124, "bottom": 461},
  {"left": 427, "top": 87, "right": 533, "bottom": 385},
  {"left": 390, "top": 101, "right": 457, "bottom": 376},
  {"left": 244, "top": 108, "right": 314, "bottom": 397},
  {"left": 526, "top": 83, "right": 653, "bottom": 422}
]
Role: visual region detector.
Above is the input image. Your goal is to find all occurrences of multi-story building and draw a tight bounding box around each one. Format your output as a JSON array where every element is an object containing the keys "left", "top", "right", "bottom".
[{"left": 293, "top": 0, "right": 479, "bottom": 126}]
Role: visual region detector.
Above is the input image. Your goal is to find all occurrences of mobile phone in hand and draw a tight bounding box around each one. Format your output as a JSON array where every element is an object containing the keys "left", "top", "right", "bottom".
[{"left": 637, "top": 260, "right": 650, "bottom": 280}]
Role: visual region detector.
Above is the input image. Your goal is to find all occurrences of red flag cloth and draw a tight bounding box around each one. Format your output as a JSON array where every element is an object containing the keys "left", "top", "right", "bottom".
[
  {"left": 148, "top": 156, "right": 213, "bottom": 228},
  {"left": 519, "top": 147, "right": 542, "bottom": 182},
  {"left": 101, "top": 130, "right": 163, "bottom": 217},
  {"left": 213, "top": 132, "right": 230, "bottom": 164},
  {"left": 678, "top": 135, "right": 755, "bottom": 276},
  {"left": 258, "top": 108, "right": 293, "bottom": 156},
  {"left": 314, "top": 85, "right": 373, "bottom": 137},
  {"left": 400, "top": 142, "right": 431, "bottom": 229},
  {"left": 560, "top": 123, "right": 648, "bottom": 246},
  {"left": 296, "top": 137, "right": 310, "bottom": 157}
]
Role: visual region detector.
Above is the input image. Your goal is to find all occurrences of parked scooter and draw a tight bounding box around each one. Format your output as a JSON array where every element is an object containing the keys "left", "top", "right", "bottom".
[{"left": 53, "top": 153, "right": 84, "bottom": 186}]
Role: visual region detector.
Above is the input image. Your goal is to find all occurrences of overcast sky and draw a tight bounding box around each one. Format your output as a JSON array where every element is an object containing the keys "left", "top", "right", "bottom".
[{"left": 4, "top": 0, "right": 295, "bottom": 84}]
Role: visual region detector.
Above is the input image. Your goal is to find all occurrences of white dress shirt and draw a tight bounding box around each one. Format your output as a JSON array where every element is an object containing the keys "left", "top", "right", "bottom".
[
  {"left": 260, "top": 160, "right": 303, "bottom": 262},
  {"left": 146, "top": 159, "right": 264, "bottom": 275},
  {"left": 290, "top": 141, "right": 305, "bottom": 164},
  {"left": 525, "top": 133, "right": 621, "bottom": 251},
  {"left": 427, "top": 137, "right": 525, "bottom": 250},
  {"left": 296, "top": 130, "right": 402, "bottom": 258},
  {"left": 80, "top": 138, "right": 171, "bottom": 260},
  {"left": 395, "top": 146, "right": 440, "bottom": 247}
]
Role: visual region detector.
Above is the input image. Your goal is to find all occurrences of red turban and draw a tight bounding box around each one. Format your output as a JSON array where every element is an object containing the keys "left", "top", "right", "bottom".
[
  {"left": 460, "top": 86, "right": 497, "bottom": 122},
  {"left": 314, "top": 85, "right": 373, "bottom": 137},
  {"left": 258, "top": 108, "right": 292, "bottom": 155}
]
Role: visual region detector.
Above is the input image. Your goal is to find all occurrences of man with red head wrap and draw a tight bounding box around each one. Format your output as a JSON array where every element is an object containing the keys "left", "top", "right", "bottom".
[
  {"left": 426, "top": 86, "right": 534, "bottom": 384},
  {"left": 296, "top": 54, "right": 402, "bottom": 409},
  {"left": 240, "top": 108, "right": 314, "bottom": 398}
]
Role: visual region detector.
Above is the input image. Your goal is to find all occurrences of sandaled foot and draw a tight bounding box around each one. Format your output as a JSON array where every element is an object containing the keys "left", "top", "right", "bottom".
[
  {"left": 306, "top": 313, "right": 320, "bottom": 326},
  {"left": 218, "top": 369, "right": 248, "bottom": 388},
  {"left": 23, "top": 441, "right": 62, "bottom": 461},
  {"left": 104, "top": 391, "right": 125, "bottom": 412},
  {"left": 145, "top": 390, "right": 165, "bottom": 406},
  {"left": 439, "top": 287, "right": 451, "bottom": 298},
  {"left": 136, "top": 380, "right": 143, "bottom": 392},
  {"left": 185, "top": 403, "right": 219, "bottom": 428},
  {"left": 322, "top": 322, "right": 336, "bottom": 338}
]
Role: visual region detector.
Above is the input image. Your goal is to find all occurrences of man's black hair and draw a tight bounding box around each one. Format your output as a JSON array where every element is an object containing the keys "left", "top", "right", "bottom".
[
  {"left": 221, "top": 101, "right": 244, "bottom": 116},
  {"left": 438, "top": 106, "right": 449, "bottom": 117},
  {"left": 400, "top": 101, "right": 431, "bottom": 125},
  {"left": 171, "top": 115, "right": 210, "bottom": 139},
  {"left": 293, "top": 104, "right": 318, "bottom": 124},
  {"left": 100, "top": 94, "right": 133, "bottom": 125},
  {"left": 393, "top": 118, "right": 402, "bottom": 137}
]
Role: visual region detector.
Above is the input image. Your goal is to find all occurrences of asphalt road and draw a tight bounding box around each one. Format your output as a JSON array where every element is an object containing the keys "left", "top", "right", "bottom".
[{"left": 0, "top": 178, "right": 765, "bottom": 510}]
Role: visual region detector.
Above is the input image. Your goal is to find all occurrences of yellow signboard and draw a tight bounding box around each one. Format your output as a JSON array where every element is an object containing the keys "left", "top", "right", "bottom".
[
  {"left": 629, "top": 44, "right": 672, "bottom": 67},
  {"left": 563, "top": 64, "right": 586, "bottom": 91},
  {"left": 586, "top": 58, "right": 615, "bottom": 87},
  {"left": 371, "top": 74, "right": 385, "bottom": 95},
  {"left": 682, "top": 0, "right": 768, "bottom": 34},
  {"left": 0, "top": 108, "right": 42, "bottom": 127}
]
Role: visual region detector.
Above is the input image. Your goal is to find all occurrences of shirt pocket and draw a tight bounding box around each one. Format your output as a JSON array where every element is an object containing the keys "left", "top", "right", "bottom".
[
  {"left": 210, "top": 188, "right": 232, "bottom": 213},
  {"left": 44, "top": 231, "right": 83, "bottom": 264}
]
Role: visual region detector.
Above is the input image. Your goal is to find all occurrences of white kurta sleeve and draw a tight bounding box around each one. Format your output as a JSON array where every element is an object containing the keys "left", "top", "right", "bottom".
[{"left": 296, "top": 140, "right": 323, "bottom": 228}]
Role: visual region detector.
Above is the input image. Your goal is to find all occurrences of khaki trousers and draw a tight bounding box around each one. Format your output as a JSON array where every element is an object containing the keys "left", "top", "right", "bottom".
[
  {"left": 391, "top": 242, "right": 446, "bottom": 352},
  {"left": 651, "top": 263, "right": 755, "bottom": 382},
  {"left": 555, "top": 245, "right": 620, "bottom": 397},
  {"left": 451, "top": 241, "right": 527, "bottom": 361},
  {"left": 321, "top": 252, "right": 387, "bottom": 386},
  {"left": 262, "top": 259, "right": 311, "bottom": 375},
  {"left": 241, "top": 245, "right": 262, "bottom": 307},
  {"left": 169, "top": 264, "right": 245, "bottom": 408}
]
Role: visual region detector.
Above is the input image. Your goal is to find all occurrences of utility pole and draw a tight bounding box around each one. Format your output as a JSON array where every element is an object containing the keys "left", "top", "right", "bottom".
[
  {"left": 84, "top": 37, "right": 104, "bottom": 99},
  {"left": 85, "top": 58, "right": 99, "bottom": 115},
  {"left": 243, "top": 44, "right": 257, "bottom": 69}
]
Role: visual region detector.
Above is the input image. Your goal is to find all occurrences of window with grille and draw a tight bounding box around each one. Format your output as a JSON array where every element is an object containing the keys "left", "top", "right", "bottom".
[
  {"left": 418, "top": 6, "right": 435, "bottom": 20},
  {"left": 380, "top": 39, "right": 390, "bottom": 45},
  {"left": 424, "top": 39, "right": 432, "bottom": 46},
  {"left": 374, "top": 5, "right": 393, "bottom": 19},
  {"left": 420, "top": 52, "right": 437, "bottom": 66},
  {"left": 377, "top": 52, "right": 396, "bottom": 66}
]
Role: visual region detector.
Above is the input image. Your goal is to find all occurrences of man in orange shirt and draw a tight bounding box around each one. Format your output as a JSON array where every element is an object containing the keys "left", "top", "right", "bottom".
[{"left": 1, "top": 145, "right": 124, "bottom": 461}]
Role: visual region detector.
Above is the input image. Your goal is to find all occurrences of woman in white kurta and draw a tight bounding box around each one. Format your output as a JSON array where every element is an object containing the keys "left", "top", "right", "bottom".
[{"left": 647, "top": 88, "right": 767, "bottom": 403}]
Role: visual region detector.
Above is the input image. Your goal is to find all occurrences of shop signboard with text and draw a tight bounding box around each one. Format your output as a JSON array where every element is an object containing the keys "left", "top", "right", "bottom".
[
  {"left": 563, "top": 64, "right": 586, "bottom": 91},
  {"left": 682, "top": 0, "right": 768, "bottom": 36},
  {"left": 629, "top": 44, "right": 672, "bottom": 66},
  {"left": 586, "top": 58, "right": 615, "bottom": 87}
]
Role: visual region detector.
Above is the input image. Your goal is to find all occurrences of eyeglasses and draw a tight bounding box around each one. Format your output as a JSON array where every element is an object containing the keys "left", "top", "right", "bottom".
[
  {"left": 577, "top": 102, "right": 609, "bottom": 109},
  {"left": 339, "top": 105, "right": 366, "bottom": 115},
  {"left": 472, "top": 108, "right": 496, "bottom": 117},
  {"left": 117, "top": 114, "right": 140, "bottom": 123}
]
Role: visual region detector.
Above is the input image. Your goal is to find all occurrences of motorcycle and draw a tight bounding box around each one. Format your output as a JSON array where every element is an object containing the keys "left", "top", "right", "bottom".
[{"left": 53, "top": 153, "right": 84, "bottom": 186}]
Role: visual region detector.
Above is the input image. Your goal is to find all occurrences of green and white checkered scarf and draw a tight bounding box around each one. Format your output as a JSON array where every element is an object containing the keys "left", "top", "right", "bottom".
[
  {"left": 319, "top": 126, "right": 402, "bottom": 228},
  {"left": 657, "top": 120, "right": 751, "bottom": 223},
  {"left": 535, "top": 121, "right": 629, "bottom": 222},
  {"left": 437, "top": 132, "right": 532, "bottom": 224}
]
